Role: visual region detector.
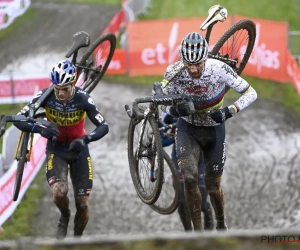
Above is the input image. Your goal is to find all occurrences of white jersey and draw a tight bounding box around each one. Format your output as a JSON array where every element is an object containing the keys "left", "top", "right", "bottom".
[{"left": 161, "top": 58, "right": 257, "bottom": 126}]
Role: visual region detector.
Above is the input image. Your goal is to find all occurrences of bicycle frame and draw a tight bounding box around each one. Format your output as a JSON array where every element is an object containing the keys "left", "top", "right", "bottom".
[{"left": 135, "top": 103, "right": 160, "bottom": 182}]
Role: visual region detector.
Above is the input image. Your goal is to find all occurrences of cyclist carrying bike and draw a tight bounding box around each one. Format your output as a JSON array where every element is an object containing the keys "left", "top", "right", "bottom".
[
  {"left": 14, "top": 59, "right": 109, "bottom": 239},
  {"left": 160, "top": 32, "right": 257, "bottom": 231},
  {"left": 159, "top": 112, "right": 214, "bottom": 231}
]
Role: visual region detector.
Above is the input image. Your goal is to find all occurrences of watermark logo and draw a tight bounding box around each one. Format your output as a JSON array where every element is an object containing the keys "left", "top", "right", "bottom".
[{"left": 261, "top": 235, "right": 300, "bottom": 244}]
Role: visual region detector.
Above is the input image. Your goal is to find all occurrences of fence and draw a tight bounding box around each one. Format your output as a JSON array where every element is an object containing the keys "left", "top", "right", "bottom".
[{"left": 289, "top": 30, "right": 300, "bottom": 64}]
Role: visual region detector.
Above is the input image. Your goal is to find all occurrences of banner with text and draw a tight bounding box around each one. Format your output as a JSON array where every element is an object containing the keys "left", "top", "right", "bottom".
[
  {"left": 126, "top": 15, "right": 290, "bottom": 83},
  {"left": 234, "top": 15, "right": 289, "bottom": 83},
  {"left": 126, "top": 17, "right": 231, "bottom": 76},
  {"left": 0, "top": 0, "right": 31, "bottom": 30},
  {"left": 0, "top": 135, "right": 46, "bottom": 227},
  {"left": 0, "top": 74, "right": 50, "bottom": 103}
]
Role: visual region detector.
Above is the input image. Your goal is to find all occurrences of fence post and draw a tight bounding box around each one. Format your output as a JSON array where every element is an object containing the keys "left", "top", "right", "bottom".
[{"left": 9, "top": 70, "right": 15, "bottom": 104}]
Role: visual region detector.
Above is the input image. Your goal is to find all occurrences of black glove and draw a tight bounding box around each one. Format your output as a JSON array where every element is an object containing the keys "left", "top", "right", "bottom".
[
  {"left": 163, "top": 114, "right": 177, "bottom": 124},
  {"left": 33, "top": 125, "right": 59, "bottom": 140},
  {"left": 68, "top": 135, "right": 91, "bottom": 154},
  {"left": 169, "top": 102, "right": 191, "bottom": 117},
  {"left": 209, "top": 107, "right": 232, "bottom": 123}
]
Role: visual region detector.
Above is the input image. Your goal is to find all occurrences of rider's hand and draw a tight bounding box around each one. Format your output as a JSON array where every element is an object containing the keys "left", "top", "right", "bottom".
[
  {"left": 33, "top": 125, "right": 60, "bottom": 140},
  {"left": 209, "top": 107, "right": 232, "bottom": 123},
  {"left": 169, "top": 103, "right": 191, "bottom": 117},
  {"left": 163, "top": 114, "right": 176, "bottom": 124},
  {"left": 68, "top": 135, "right": 91, "bottom": 154}
]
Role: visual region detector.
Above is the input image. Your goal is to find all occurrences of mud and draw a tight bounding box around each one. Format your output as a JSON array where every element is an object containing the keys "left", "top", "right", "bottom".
[
  {"left": 1, "top": 0, "right": 300, "bottom": 239},
  {"left": 29, "top": 82, "right": 300, "bottom": 238}
]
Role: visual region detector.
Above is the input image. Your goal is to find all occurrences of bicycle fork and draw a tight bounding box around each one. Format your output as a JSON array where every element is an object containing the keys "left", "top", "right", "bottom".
[{"left": 136, "top": 116, "right": 157, "bottom": 183}]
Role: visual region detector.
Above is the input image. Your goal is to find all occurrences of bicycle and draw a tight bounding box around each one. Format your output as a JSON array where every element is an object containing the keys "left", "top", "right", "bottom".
[
  {"left": 124, "top": 4, "right": 256, "bottom": 211},
  {"left": 0, "top": 31, "right": 116, "bottom": 201},
  {"left": 148, "top": 122, "right": 180, "bottom": 215},
  {"left": 125, "top": 83, "right": 195, "bottom": 205}
]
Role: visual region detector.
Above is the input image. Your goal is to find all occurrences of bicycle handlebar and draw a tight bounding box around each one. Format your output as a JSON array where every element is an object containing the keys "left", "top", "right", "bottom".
[
  {"left": 125, "top": 93, "right": 195, "bottom": 119},
  {"left": 0, "top": 114, "right": 57, "bottom": 137}
]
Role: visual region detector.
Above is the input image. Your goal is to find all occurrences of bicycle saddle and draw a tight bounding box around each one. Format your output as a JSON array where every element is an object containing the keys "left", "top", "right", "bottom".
[
  {"left": 65, "top": 31, "right": 90, "bottom": 58},
  {"left": 200, "top": 5, "right": 228, "bottom": 31}
]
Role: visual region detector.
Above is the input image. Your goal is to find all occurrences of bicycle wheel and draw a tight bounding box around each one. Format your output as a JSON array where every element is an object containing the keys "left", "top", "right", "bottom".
[
  {"left": 127, "top": 107, "right": 164, "bottom": 205},
  {"left": 13, "top": 132, "right": 30, "bottom": 201},
  {"left": 77, "top": 32, "right": 116, "bottom": 94},
  {"left": 210, "top": 19, "right": 256, "bottom": 75},
  {"left": 149, "top": 149, "right": 180, "bottom": 215}
]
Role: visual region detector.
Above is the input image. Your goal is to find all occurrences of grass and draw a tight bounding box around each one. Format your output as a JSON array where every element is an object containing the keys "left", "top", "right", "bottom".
[
  {"left": 0, "top": 8, "right": 37, "bottom": 40},
  {"left": 0, "top": 103, "right": 26, "bottom": 152},
  {"left": 140, "top": 0, "right": 300, "bottom": 29},
  {"left": 0, "top": 166, "right": 46, "bottom": 240},
  {"left": 45, "top": 0, "right": 121, "bottom": 5},
  {"left": 139, "top": 0, "right": 300, "bottom": 57}
]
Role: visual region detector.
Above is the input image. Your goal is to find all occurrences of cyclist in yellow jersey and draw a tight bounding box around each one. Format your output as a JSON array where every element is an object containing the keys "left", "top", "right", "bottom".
[{"left": 14, "top": 60, "right": 109, "bottom": 239}]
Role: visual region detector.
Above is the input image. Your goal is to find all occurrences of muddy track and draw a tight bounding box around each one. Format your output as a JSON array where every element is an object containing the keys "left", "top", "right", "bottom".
[
  {"left": 1, "top": 1, "right": 300, "bottom": 239},
  {"left": 0, "top": 1, "right": 120, "bottom": 73}
]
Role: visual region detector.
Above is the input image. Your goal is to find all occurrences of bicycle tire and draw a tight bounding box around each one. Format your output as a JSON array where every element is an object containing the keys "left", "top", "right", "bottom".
[
  {"left": 149, "top": 149, "right": 180, "bottom": 215},
  {"left": 13, "top": 132, "right": 30, "bottom": 201},
  {"left": 78, "top": 32, "right": 116, "bottom": 94},
  {"left": 210, "top": 19, "right": 256, "bottom": 76},
  {"left": 127, "top": 108, "right": 164, "bottom": 205}
]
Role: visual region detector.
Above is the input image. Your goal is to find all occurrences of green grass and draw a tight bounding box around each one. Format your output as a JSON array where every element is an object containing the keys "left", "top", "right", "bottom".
[
  {"left": 0, "top": 8, "right": 37, "bottom": 40},
  {"left": 0, "top": 103, "right": 26, "bottom": 152},
  {"left": 0, "top": 166, "right": 46, "bottom": 240},
  {"left": 45, "top": 0, "right": 121, "bottom": 5},
  {"left": 139, "top": 0, "right": 300, "bottom": 54},
  {"left": 140, "top": 0, "right": 300, "bottom": 29}
]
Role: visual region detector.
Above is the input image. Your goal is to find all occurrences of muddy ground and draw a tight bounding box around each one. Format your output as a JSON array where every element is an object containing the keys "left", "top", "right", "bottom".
[{"left": 1, "top": 0, "right": 300, "bottom": 239}]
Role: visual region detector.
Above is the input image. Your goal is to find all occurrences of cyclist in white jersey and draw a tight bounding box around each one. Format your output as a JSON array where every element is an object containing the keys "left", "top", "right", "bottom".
[{"left": 160, "top": 32, "right": 257, "bottom": 231}]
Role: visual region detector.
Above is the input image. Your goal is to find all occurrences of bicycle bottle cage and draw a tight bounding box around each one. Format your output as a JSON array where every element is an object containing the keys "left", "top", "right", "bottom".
[
  {"left": 65, "top": 31, "right": 90, "bottom": 58},
  {"left": 200, "top": 5, "right": 228, "bottom": 31}
]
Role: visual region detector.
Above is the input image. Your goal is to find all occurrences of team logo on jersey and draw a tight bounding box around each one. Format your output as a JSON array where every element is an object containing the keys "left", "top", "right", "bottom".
[
  {"left": 95, "top": 113, "right": 104, "bottom": 123},
  {"left": 221, "top": 64, "right": 238, "bottom": 78},
  {"left": 20, "top": 105, "right": 29, "bottom": 114},
  {"left": 34, "top": 90, "right": 43, "bottom": 98},
  {"left": 161, "top": 79, "right": 169, "bottom": 87},
  {"left": 187, "top": 86, "right": 208, "bottom": 94},
  {"left": 45, "top": 108, "right": 86, "bottom": 126},
  {"left": 88, "top": 97, "right": 95, "bottom": 105},
  {"left": 77, "top": 89, "right": 87, "bottom": 95}
]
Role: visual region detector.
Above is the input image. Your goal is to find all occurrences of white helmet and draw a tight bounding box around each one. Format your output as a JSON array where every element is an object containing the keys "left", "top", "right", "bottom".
[
  {"left": 49, "top": 60, "right": 77, "bottom": 86},
  {"left": 179, "top": 32, "right": 208, "bottom": 64}
]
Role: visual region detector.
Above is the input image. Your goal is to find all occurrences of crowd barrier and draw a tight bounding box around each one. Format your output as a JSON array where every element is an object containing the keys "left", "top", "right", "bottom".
[
  {"left": 0, "top": 135, "right": 46, "bottom": 227},
  {"left": 0, "top": 0, "right": 31, "bottom": 30}
]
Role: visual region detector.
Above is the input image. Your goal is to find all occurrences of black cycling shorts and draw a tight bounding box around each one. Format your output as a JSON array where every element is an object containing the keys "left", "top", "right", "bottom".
[
  {"left": 45, "top": 141, "right": 93, "bottom": 197},
  {"left": 175, "top": 118, "right": 226, "bottom": 177}
]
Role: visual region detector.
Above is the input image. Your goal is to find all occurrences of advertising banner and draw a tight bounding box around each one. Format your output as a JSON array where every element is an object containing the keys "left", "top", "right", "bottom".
[
  {"left": 0, "top": 0, "right": 31, "bottom": 30},
  {"left": 234, "top": 15, "right": 289, "bottom": 82},
  {"left": 0, "top": 135, "right": 46, "bottom": 227},
  {"left": 126, "top": 15, "right": 291, "bottom": 84},
  {"left": 0, "top": 74, "right": 50, "bottom": 103},
  {"left": 126, "top": 17, "right": 232, "bottom": 76}
]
